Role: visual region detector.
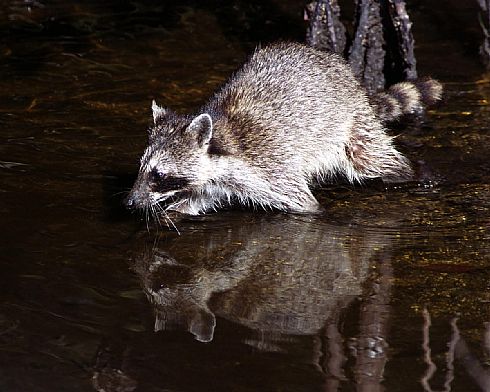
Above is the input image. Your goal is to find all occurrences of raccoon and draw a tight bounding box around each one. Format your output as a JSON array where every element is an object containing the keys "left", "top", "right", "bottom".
[{"left": 126, "top": 42, "right": 442, "bottom": 216}]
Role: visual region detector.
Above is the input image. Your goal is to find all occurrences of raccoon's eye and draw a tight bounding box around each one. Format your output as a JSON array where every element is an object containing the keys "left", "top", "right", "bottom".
[{"left": 150, "top": 168, "right": 165, "bottom": 183}]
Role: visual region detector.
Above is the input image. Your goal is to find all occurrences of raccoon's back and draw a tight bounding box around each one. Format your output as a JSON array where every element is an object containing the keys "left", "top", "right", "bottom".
[{"left": 209, "top": 42, "right": 371, "bottom": 151}]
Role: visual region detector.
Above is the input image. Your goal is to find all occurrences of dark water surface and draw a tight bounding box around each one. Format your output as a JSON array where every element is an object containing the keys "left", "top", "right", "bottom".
[{"left": 1, "top": 1, "right": 489, "bottom": 391}]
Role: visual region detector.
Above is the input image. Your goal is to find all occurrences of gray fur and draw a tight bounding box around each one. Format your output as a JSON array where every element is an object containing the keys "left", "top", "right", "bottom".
[{"left": 126, "top": 42, "right": 442, "bottom": 215}]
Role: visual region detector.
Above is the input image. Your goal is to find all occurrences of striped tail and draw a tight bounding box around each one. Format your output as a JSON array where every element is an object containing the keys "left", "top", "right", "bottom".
[{"left": 370, "top": 78, "right": 443, "bottom": 123}]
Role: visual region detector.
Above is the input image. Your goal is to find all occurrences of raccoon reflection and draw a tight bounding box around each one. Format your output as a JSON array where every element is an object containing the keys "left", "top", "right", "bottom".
[{"left": 132, "top": 215, "right": 393, "bottom": 344}]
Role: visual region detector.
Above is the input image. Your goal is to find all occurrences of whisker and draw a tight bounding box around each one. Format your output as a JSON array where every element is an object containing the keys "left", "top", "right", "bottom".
[
  {"left": 144, "top": 204, "right": 150, "bottom": 233},
  {"left": 151, "top": 203, "right": 163, "bottom": 234},
  {"left": 156, "top": 204, "right": 180, "bottom": 235},
  {"left": 155, "top": 203, "right": 180, "bottom": 235},
  {"left": 165, "top": 212, "right": 181, "bottom": 235},
  {"left": 154, "top": 203, "right": 169, "bottom": 230}
]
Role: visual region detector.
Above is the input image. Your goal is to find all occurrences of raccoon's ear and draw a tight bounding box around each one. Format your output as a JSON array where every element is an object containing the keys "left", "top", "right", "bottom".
[
  {"left": 187, "top": 113, "right": 213, "bottom": 147},
  {"left": 152, "top": 100, "right": 166, "bottom": 124}
]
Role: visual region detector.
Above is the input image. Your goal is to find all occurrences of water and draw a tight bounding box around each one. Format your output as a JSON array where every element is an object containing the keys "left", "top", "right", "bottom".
[{"left": 0, "top": 1, "right": 489, "bottom": 391}]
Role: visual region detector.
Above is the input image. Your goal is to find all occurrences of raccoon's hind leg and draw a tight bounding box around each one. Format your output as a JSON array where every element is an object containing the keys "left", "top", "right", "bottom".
[{"left": 344, "top": 120, "right": 414, "bottom": 183}]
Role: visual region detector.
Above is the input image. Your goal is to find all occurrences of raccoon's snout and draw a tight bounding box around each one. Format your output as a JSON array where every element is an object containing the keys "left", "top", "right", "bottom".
[
  {"left": 124, "top": 192, "right": 140, "bottom": 210},
  {"left": 125, "top": 185, "right": 150, "bottom": 211}
]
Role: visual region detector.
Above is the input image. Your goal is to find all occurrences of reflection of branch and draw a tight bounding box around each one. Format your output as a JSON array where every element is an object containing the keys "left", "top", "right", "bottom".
[
  {"left": 444, "top": 317, "right": 459, "bottom": 391},
  {"left": 484, "top": 322, "right": 490, "bottom": 356},
  {"left": 455, "top": 329, "right": 490, "bottom": 391},
  {"left": 322, "top": 322, "right": 346, "bottom": 390},
  {"left": 421, "top": 308, "right": 459, "bottom": 392},
  {"left": 326, "top": 323, "right": 346, "bottom": 379},
  {"left": 353, "top": 251, "right": 393, "bottom": 391},
  {"left": 421, "top": 307, "right": 437, "bottom": 391}
]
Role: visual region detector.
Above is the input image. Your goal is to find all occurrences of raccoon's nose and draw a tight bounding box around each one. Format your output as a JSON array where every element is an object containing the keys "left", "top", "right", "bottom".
[{"left": 124, "top": 194, "right": 137, "bottom": 210}]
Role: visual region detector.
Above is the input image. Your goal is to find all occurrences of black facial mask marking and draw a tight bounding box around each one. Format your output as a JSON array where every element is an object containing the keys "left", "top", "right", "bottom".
[{"left": 149, "top": 168, "right": 190, "bottom": 193}]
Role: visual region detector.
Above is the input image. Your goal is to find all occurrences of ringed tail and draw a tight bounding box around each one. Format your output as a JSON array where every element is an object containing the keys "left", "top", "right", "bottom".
[{"left": 370, "top": 78, "right": 443, "bottom": 123}]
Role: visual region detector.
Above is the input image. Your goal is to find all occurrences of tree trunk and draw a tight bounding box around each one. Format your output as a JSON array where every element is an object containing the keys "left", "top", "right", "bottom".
[
  {"left": 305, "top": 0, "right": 417, "bottom": 93},
  {"left": 478, "top": 0, "right": 490, "bottom": 68}
]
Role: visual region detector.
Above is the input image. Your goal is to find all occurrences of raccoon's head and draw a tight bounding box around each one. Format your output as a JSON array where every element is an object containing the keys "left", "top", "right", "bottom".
[{"left": 125, "top": 101, "right": 218, "bottom": 212}]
